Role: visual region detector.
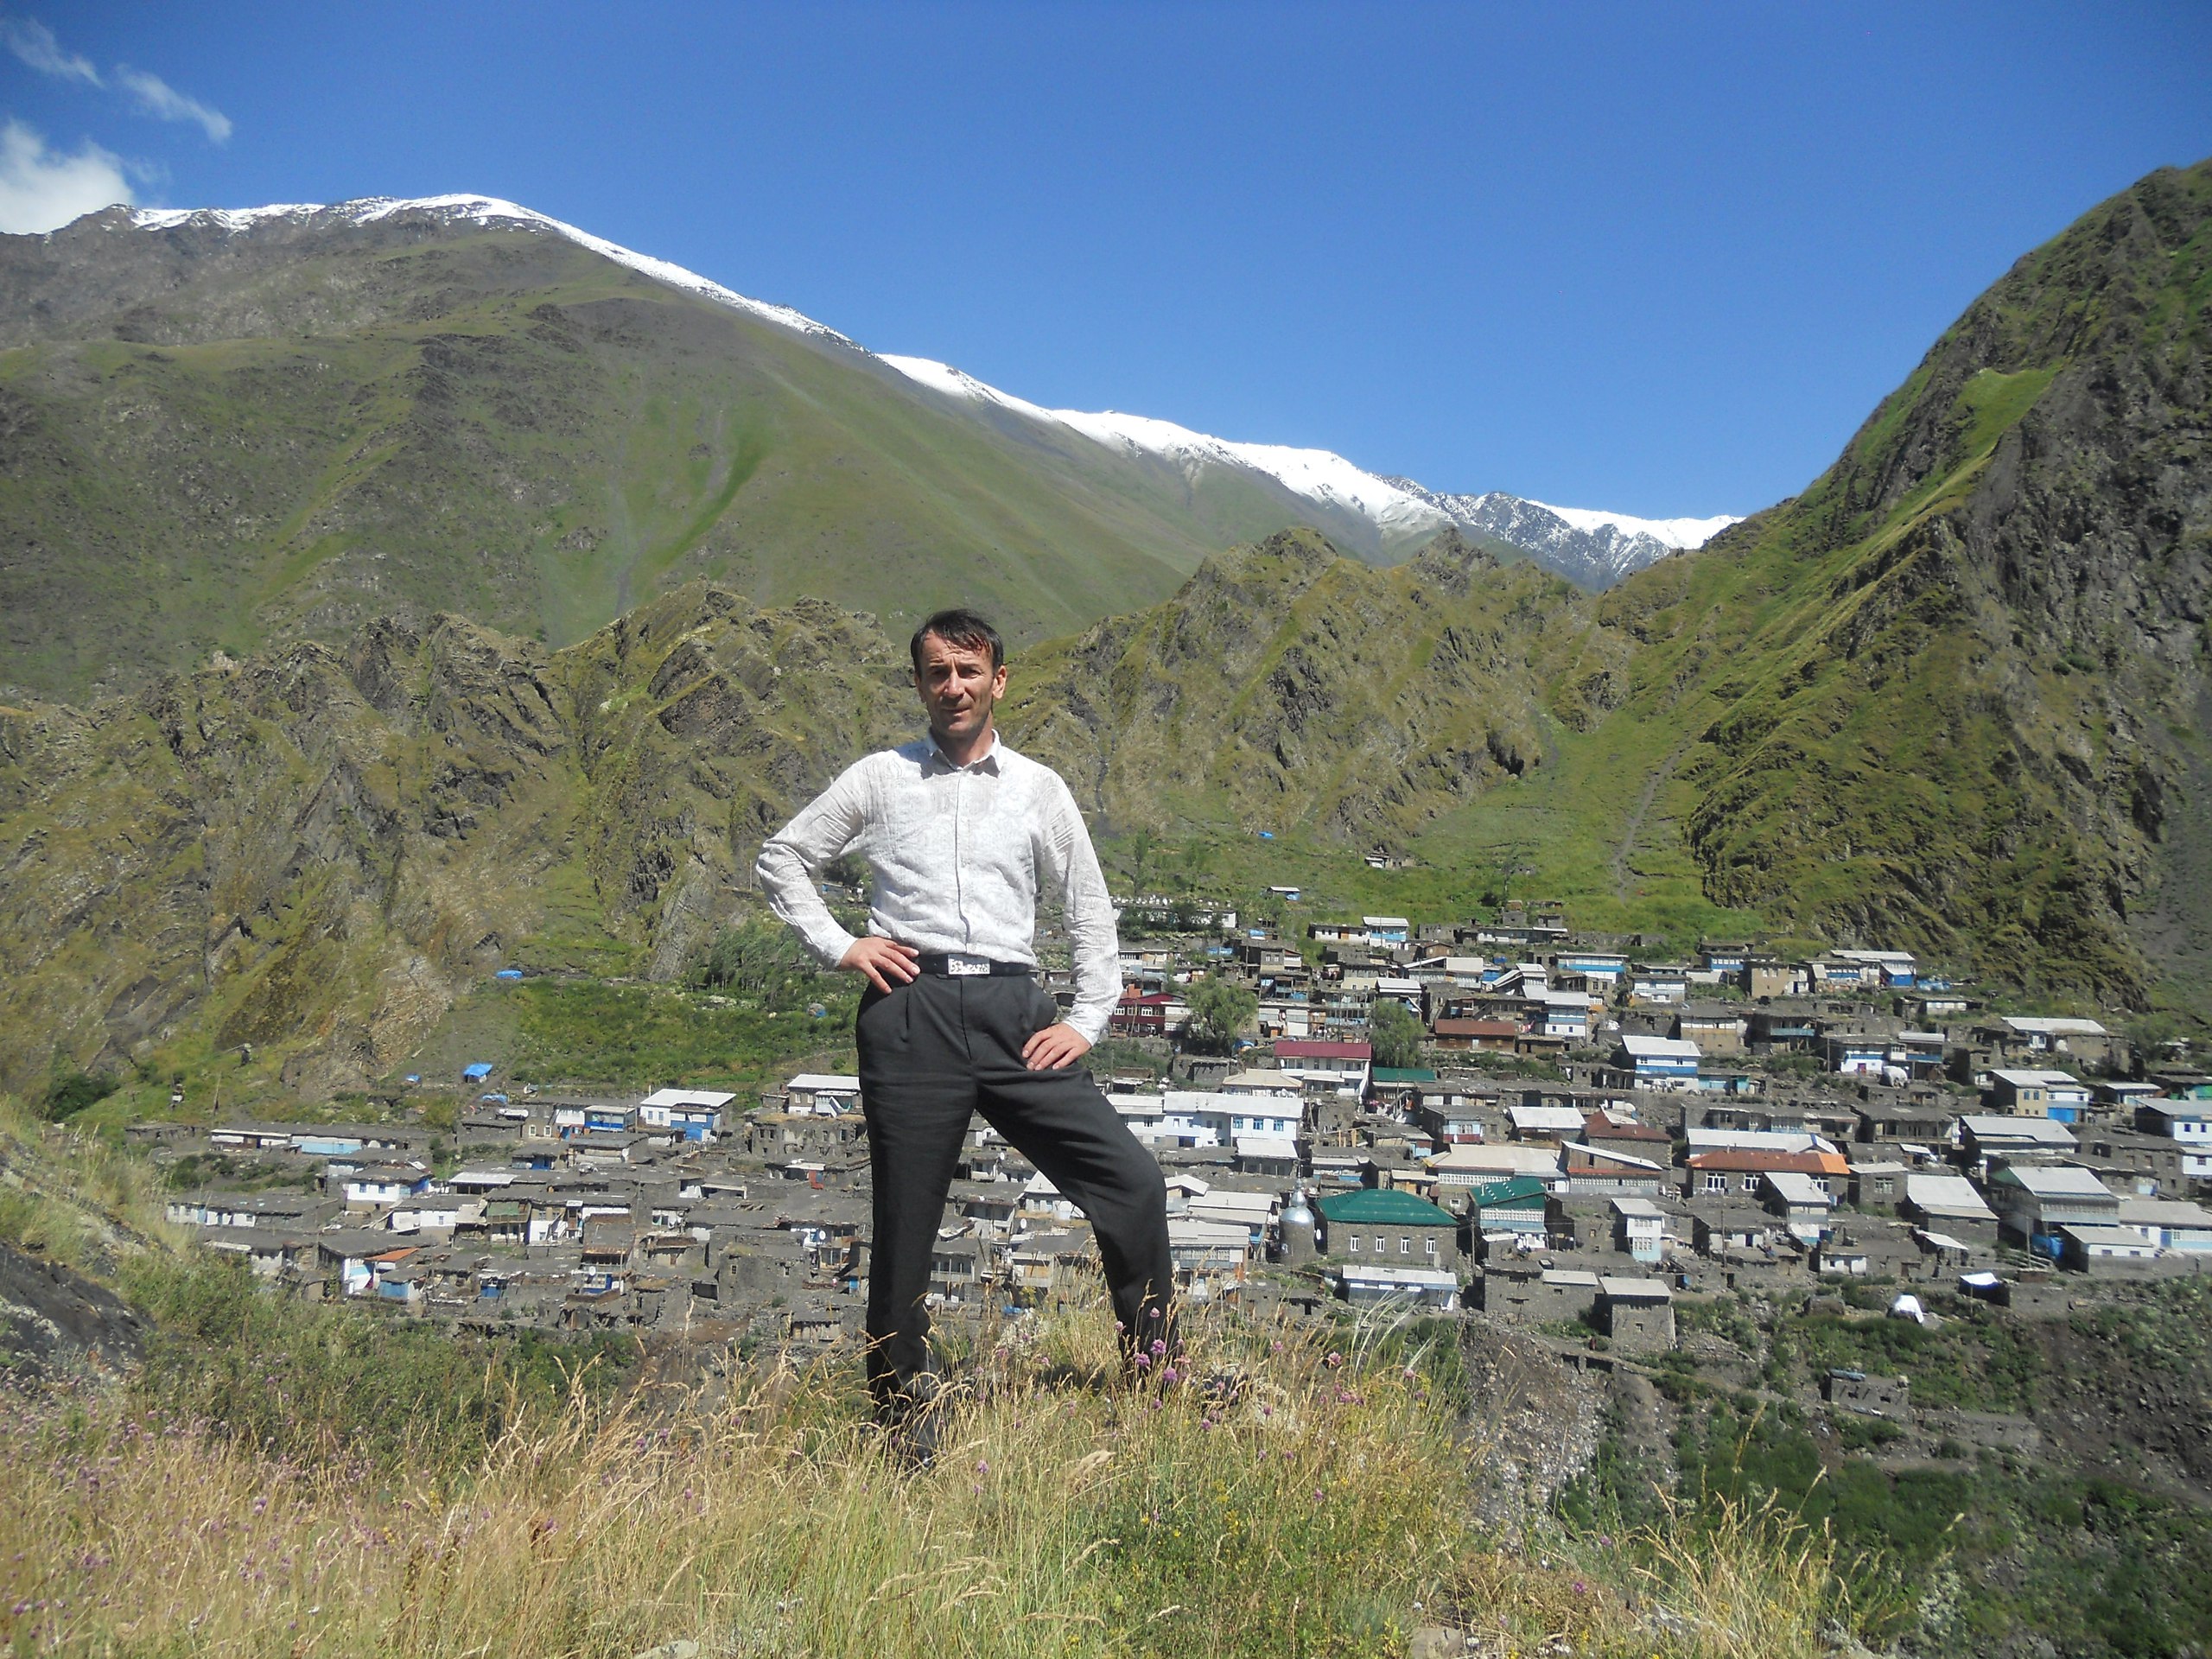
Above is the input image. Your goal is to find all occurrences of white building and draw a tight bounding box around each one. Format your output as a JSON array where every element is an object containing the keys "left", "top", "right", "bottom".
[
  {"left": 2135, "top": 1100, "right": 2212, "bottom": 1182},
  {"left": 1987, "top": 1163, "right": 2119, "bottom": 1248},
  {"left": 1995, "top": 1015, "right": 2109, "bottom": 1055},
  {"left": 1536, "top": 990, "right": 1592, "bottom": 1040},
  {"left": 1611, "top": 1196, "right": 1667, "bottom": 1263},
  {"left": 782, "top": 1075, "right": 861, "bottom": 1115},
  {"left": 1183, "top": 1187, "right": 1278, "bottom": 1244},
  {"left": 640, "top": 1086, "right": 739, "bottom": 1139},
  {"left": 1218, "top": 1069, "right": 1306, "bottom": 1098},
  {"left": 1427, "top": 1142, "right": 1563, "bottom": 1191},
  {"left": 1508, "top": 1103, "right": 1585, "bottom": 1140},
  {"left": 2116, "top": 1197, "right": 2212, "bottom": 1253}
]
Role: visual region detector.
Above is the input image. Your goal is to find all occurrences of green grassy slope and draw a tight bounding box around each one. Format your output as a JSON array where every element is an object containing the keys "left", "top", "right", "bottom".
[
  {"left": 1001, "top": 524, "right": 1773, "bottom": 952},
  {"left": 1003, "top": 162, "right": 2212, "bottom": 1008},
  {"left": 1568, "top": 159, "right": 2212, "bottom": 1006},
  {"left": 1350, "top": 160, "right": 2207, "bottom": 1005},
  {"left": 0, "top": 211, "right": 1376, "bottom": 703}
]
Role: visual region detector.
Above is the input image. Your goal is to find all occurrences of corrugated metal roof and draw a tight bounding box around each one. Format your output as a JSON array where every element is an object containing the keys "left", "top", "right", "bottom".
[{"left": 1317, "top": 1187, "right": 1458, "bottom": 1225}]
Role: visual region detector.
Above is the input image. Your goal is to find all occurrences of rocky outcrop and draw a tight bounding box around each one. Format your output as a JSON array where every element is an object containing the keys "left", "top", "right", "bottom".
[
  {"left": 1006, "top": 527, "right": 1601, "bottom": 839},
  {"left": 0, "top": 1240, "right": 147, "bottom": 1383}
]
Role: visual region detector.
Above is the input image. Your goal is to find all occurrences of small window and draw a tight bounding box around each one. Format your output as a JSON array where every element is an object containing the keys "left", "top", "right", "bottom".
[
  {"left": 1376, "top": 1235, "right": 1388, "bottom": 1255},
  {"left": 1348, "top": 1236, "right": 1361, "bottom": 1253},
  {"left": 1399, "top": 1236, "right": 1411, "bottom": 1255},
  {"left": 1425, "top": 1236, "right": 1438, "bottom": 1257}
]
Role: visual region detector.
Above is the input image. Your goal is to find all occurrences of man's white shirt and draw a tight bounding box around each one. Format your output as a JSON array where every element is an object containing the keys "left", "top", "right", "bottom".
[{"left": 754, "top": 733, "right": 1122, "bottom": 1044}]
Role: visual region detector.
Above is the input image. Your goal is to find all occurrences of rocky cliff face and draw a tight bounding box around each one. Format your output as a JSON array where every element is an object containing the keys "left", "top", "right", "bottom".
[
  {"left": 0, "top": 586, "right": 912, "bottom": 1096},
  {"left": 0, "top": 1240, "right": 148, "bottom": 1384},
  {"left": 1004, "top": 526, "right": 1620, "bottom": 837}
]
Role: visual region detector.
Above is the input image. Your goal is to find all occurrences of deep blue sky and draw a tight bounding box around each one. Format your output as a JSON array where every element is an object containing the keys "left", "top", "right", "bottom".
[{"left": 4, "top": 3, "right": 2208, "bottom": 518}]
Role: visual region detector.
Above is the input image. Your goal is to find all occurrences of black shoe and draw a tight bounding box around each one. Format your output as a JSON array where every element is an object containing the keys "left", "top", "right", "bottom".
[
  {"left": 885, "top": 1407, "right": 938, "bottom": 1470},
  {"left": 876, "top": 1371, "right": 944, "bottom": 1470}
]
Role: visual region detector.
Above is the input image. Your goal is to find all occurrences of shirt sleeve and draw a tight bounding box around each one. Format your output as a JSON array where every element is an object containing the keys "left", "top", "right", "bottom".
[
  {"left": 1037, "top": 775, "right": 1122, "bottom": 1046},
  {"left": 753, "top": 759, "right": 870, "bottom": 969}
]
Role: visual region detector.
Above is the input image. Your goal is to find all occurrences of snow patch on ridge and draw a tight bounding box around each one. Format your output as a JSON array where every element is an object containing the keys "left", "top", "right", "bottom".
[
  {"left": 1522, "top": 500, "right": 1738, "bottom": 550},
  {"left": 881, "top": 354, "right": 1447, "bottom": 538}
]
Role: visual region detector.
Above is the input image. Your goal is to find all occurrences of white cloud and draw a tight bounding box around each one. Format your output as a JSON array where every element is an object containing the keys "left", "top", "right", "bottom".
[
  {"left": 115, "top": 66, "right": 232, "bottom": 143},
  {"left": 0, "top": 119, "right": 131, "bottom": 232},
  {"left": 0, "top": 16, "right": 102, "bottom": 85}
]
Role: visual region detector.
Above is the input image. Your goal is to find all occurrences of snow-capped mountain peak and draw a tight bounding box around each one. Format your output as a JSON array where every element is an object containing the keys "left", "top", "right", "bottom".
[
  {"left": 1522, "top": 500, "right": 1738, "bottom": 552},
  {"left": 127, "top": 194, "right": 855, "bottom": 346},
  {"left": 1387, "top": 484, "right": 1740, "bottom": 588}
]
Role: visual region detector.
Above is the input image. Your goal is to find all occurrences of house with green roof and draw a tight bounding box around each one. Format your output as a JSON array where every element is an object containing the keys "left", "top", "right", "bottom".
[
  {"left": 1371, "top": 1067, "right": 1439, "bottom": 1085},
  {"left": 1313, "top": 1187, "right": 1461, "bottom": 1270},
  {"left": 1469, "top": 1175, "right": 1550, "bottom": 1253}
]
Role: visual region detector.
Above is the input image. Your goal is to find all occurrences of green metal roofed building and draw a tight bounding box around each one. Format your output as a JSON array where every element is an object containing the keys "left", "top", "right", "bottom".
[
  {"left": 1314, "top": 1187, "right": 1461, "bottom": 1270},
  {"left": 1469, "top": 1175, "right": 1550, "bottom": 1249}
]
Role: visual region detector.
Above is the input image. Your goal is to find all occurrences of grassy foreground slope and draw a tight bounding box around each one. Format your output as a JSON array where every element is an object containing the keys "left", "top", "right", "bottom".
[{"left": 0, "top": 1101, "right": 1844, "bottom": 1659}]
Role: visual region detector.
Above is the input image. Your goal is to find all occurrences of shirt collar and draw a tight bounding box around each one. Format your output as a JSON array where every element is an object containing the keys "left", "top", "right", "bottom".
[{"left": 925, "top": 728, "right": 1003, "bottom": 774}]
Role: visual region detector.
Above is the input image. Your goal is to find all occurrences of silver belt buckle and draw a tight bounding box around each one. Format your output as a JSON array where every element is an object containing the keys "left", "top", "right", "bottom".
[{"left": 945, "top": 952, "right": 991, "bottom": 977}]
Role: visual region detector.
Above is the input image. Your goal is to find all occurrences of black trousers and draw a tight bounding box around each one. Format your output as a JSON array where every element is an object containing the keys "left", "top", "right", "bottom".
[{"left": 855, "top": 971, "right": 1175, "bottom": 1409}]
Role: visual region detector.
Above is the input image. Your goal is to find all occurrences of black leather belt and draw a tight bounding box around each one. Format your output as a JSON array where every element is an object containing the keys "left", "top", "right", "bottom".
[{"left": 912, "top": 952, "right": 1032, "bottom": 978}]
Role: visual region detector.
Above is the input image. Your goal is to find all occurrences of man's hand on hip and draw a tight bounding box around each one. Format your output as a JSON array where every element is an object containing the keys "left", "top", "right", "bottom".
[
  {"left": 1022, "top": 1021, "right": 1092, "bottom": 1071},
  {"left": 840, "top": 937, "right": 919, "bottom": 993}
]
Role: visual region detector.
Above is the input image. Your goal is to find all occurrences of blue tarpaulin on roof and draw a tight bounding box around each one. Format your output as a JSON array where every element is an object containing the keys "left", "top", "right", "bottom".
[{"left": 462, "top": 1063, "right": 494, "bottom": 1080}]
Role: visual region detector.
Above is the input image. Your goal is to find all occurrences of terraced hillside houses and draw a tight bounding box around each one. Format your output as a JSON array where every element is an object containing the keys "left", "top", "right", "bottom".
[{"left": 145, "top": 899, "right": 2209, "bottom": 1361}]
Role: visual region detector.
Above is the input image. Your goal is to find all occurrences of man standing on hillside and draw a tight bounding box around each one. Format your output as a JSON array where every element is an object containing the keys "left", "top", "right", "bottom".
[{"left": 754, "top": 607, "right": 1174, "bottom": 1459}]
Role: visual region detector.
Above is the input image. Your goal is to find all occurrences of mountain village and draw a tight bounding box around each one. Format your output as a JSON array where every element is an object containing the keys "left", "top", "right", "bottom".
[
  {"left": 147, "top": 894, "right": 2211, "bottom": 1433},
  {"left": 1, "top": 11, "right": 2206, "bottom": 1645}
]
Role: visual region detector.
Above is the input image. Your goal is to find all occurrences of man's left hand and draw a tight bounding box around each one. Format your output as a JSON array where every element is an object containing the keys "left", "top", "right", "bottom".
[{"left": 1022, "top": 1022, "right": 1092, "bottom": 1071}]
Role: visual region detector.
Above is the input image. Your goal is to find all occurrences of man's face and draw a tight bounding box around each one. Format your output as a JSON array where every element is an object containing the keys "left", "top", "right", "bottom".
[{"left": 912, "top": 632, "right": 1007, "bottom": 745}]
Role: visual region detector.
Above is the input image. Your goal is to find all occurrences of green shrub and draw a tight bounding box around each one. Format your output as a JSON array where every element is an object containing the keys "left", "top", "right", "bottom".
[
  {"left": 1832, "top": 1413, "right": 1904, "bottom": 1451},
  {"left": 690, "top": 917, "right": 836, "bottom": 1008},
  {"left": 42, "top": 1069, "right": 119, "bottom": 1122}
]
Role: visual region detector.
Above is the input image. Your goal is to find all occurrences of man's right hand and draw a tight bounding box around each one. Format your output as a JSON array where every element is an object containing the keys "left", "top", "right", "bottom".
[{"left": 840, "top": 937, "right": 920, "bottom": 993}]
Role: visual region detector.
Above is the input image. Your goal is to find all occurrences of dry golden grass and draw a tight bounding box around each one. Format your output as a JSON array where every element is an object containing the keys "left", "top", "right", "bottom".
[
  {"left": 0, "top": 1103, "right": 1844, "bottom": 1657},
  {"left": 0, "top": 1290, "right": 1849, "bottom": 1659},
  {"left": 0, "top": 1101, "right": 188, "bottom": 1276}
]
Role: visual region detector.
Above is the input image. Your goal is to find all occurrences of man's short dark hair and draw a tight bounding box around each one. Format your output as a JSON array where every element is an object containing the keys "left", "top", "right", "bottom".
[{"left": 910, "top": 607, "right": 1004, "bottom": 673}]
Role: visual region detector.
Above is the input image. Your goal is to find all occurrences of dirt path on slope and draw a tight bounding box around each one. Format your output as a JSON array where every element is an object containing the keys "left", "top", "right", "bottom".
[{"left": 1610, "top": 740, "right": 1691, "bottom": 899}]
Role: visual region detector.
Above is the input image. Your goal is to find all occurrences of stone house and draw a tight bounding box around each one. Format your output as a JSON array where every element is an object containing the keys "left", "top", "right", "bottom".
[{"left": 1314, "top": 1186, "right": 1462, "bottom": 1271}]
